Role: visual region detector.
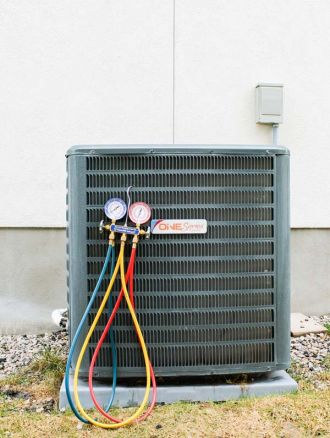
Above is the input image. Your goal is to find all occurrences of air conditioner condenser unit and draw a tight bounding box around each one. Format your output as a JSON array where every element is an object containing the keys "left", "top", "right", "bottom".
[{"left": 66, "top": 145, "right": 290, "bottom": 379}]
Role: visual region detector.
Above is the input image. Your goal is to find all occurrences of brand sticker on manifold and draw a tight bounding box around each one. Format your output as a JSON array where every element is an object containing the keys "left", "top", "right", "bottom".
[{"left": 151, "top": 219, "right": 207, "bottom": 234}]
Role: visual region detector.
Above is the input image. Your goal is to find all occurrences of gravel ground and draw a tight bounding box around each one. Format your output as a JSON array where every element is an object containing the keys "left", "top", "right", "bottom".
[
  {"left": 0, "top": 330, "right": 68, "bottom": 379},
  {"left": 0, "top": 316, "right": 329, "bottom": 414},
  {"left": 290, "top": 314, "right": 330, "bottom": 388},
  {"left": 0, "top": 315, "right": 329, "bottom": 384}
]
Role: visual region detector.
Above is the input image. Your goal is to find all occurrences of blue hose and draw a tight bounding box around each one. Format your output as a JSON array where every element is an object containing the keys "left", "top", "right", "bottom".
[{"left": 65, "top": 244, "right": 117, "bottom": 423}]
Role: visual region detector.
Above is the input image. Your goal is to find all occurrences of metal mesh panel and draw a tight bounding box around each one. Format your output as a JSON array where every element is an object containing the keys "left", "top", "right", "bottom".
[{"left": 83, "top": 153, "right": 276, "bottom": 375}]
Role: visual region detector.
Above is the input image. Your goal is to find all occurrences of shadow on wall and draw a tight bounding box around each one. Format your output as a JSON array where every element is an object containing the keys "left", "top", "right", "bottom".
[{"left": 0, "top": 229, "right": 66, "bottom": 335}]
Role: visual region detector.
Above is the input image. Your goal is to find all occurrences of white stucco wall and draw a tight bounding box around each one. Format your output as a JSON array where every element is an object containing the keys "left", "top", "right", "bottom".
[{"left": 1, "top": 0, "right": 330, "bottom": 228}]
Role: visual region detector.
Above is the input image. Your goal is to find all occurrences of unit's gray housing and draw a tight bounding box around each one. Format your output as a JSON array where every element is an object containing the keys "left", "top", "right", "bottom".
[{"left": 66, "top": 145, "right": 290, "bottom": 378}]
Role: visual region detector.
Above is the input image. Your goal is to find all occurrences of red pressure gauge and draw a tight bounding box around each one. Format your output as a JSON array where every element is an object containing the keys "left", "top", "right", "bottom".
[{"left": 128, "top": 202, "right": 151, "bottom": 224}]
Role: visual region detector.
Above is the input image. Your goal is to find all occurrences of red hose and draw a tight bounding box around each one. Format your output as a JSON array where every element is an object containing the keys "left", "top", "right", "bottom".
[{"left": 88, "top": 247, "right": 157, "bottom": 422}]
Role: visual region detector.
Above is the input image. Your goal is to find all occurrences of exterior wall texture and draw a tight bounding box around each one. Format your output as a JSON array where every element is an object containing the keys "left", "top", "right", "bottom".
[
  {"left": 0, "top": 2, "right": 329, "bottom": 332},
  {"left": 1, "top": 1, "right": 330, "bottom": 228}
]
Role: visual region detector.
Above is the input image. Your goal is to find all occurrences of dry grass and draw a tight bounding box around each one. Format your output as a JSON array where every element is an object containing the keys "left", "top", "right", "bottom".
[
  {"left": 1, "top": 351, "right": 330, "bottom": 437},
  {"left": 0, "top": 389, "right": 330, "bottom": 438},
  {"left": 0, "top": 348, "right": 66, "bottom": 400},
  {"left": 324, "top": 323, "right": 330, "bottom": 335}
]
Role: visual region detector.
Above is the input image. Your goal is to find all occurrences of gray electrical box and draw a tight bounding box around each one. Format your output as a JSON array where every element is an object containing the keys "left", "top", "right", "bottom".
[{"left": 256, "top": 83, "right": 283, "bottom": 124}]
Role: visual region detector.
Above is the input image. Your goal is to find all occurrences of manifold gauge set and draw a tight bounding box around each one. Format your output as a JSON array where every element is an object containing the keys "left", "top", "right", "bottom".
[
  {"left": 65, "top": 187, "right": 156, "bottom": 430},
  {"left": 65, "top": 186, "right": 208, "bottom": 430},
  {"left": 101, "top": 193, "right": 152, "bottom": 237}
]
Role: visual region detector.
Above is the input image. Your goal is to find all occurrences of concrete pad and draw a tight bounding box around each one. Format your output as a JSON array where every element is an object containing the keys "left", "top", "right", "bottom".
[
  {"left": 291, "top": 313, "right": 327, "bottom": 337},
  {"left": 60, "top": 371, "right": 297, "bottom": 410}
]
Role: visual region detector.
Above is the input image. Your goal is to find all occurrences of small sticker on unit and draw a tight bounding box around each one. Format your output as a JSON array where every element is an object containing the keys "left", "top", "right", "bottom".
[{"left": 151, "top": 219, "right": 207, "bottom": 234}]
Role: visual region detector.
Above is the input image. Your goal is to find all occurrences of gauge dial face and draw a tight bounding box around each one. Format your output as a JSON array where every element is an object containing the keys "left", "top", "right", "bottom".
[
  {"left": 129, "top": 202, "right": 151, "bottom": 224},
  {"left": 104, "top": 198, "right": 127, "bottom": 220}
]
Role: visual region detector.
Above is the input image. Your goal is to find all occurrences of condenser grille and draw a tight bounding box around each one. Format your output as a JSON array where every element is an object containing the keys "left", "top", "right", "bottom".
[{"left": 84, "top": 153, "right": 276, "bottom": 375}]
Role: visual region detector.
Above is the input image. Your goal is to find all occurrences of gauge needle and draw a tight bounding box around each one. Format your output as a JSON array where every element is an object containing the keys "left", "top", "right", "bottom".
[
  {"left": 137, "top": 207, "right": 142, "bottom": 218},
  {"left": 110, "top": 205, "right": 120, "bottom": 213}
]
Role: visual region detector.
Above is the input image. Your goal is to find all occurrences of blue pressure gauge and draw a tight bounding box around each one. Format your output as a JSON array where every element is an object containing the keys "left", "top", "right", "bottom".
[{"left": 104, "top": 198, "right": 127, "bottom": 221}]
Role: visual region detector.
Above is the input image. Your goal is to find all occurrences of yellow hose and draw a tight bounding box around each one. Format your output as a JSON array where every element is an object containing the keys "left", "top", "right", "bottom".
[{"left": 73, "top": 241, "right": 151, "bottom": 428}]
